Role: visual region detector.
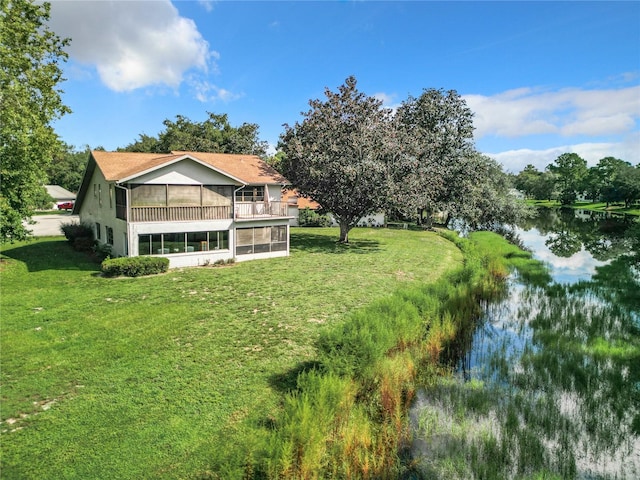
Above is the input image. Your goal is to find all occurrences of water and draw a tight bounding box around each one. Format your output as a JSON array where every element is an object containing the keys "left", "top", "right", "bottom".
[{"left": 409, "top": 208, "right": 640, "bottom": 479}]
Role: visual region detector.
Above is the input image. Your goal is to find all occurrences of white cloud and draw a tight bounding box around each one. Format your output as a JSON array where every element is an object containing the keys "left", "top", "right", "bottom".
[
  {"left": 486, "top": 133, "right": 640, "bottom": 173},
  {"left": 189, "top": 77, "right": 242, "bottom": 103},
  {"left": 48, "top": 0, "right": 214, "bottom": 92},
  {"left": 464, "top": 85, "right": 640, "bottom": 139},
  {"left": 373, "top": 92, "right": 401, "bottom": 112},
  {"left": 198, "top": 0, "right": 215, "bottom": 13}
]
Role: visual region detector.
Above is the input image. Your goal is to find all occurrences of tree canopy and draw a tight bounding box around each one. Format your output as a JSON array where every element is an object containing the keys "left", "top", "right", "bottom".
[
  {"left": 547, "top": 153, "right": 588, "bottom": 205},
  {"left": 391, "top": 88, "right": 476, "bottom": 226},
  {"left": 280, "top": 77, "right": 529, "bottom": 242},
  {"left": 120, "top": 112, "right": 269, "bottom": 157},
  {"left": 1, "top": 0, "right": 71, "bottom": 242},
  {"left": 46, "top": 143, "right": 91, "bottom": 193},
  {"left": 280, "top": 76, "right": 395, "bottom": 243}
]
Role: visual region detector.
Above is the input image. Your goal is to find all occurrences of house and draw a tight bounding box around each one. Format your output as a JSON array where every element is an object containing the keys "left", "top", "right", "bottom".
[
  {"left": 73, "top": 151, "right": 292, "bottom": 268},
  {"left": 282, "top": 189, "right": 385, "bottom": 227},
  {"left": 45, "top": 185, "right": 76, "bottom": 210}
]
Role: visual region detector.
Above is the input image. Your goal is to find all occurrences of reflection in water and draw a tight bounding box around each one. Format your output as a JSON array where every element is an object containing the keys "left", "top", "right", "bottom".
[{"left": 410, "top": 209, "right": 640, "bottom": 479}]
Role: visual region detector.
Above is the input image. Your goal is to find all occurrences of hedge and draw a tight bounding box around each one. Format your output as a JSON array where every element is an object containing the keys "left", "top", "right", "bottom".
[{"left": 101, "top": 256, "right": 169, "bottom": 277}]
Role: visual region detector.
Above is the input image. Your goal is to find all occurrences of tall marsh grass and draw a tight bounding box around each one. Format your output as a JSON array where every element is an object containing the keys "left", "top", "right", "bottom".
[{"left": 235, "top": 230, "right": 519, "bottom": 478}]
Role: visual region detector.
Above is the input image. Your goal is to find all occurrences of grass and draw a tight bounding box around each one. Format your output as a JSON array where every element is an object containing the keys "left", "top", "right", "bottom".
[
  {"left": 0, "top": 227, "right": 462, "bottom": 479},
  {"left": 527, "top": 199, "right": 640, "bottom": 216},
  {"left": 468, "top": 231, "right": 552, "bottom": 287}
]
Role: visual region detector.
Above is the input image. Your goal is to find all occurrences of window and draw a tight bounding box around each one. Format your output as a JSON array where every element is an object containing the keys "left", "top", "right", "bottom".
[
  {"left": 271, "top": 225, "right": 287, "bottom": 251},
  {"left": 163, "top": 232, "right": 184, "bottom": 253},
  {"left": 109, "top": 184, "right": 114, "bottom": 208},
  {"left": 235, "top": 186, "right": 264, "bottom": 202},
  {"left": 236, "top": 226, "right": 287, "bottom": 255},
  {"left": 106, "top": 226, "right": 114, "bottom": 245},
  {"left": 98, "top": 184, "right": 102, "bottom": 206},
  {"left": 138, "top": 231, "right": 230, "bottom": 255},
  {"left": 115, "top": 187, "right": 127, "bottom": 220},
  {"left": 96, "top": 222, "right": 101, "bottom": 240}
]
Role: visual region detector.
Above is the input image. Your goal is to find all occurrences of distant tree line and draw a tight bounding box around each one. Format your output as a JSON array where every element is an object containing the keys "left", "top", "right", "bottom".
[{"left": 514, "top": 153, "right": 640, "bottom": 207}]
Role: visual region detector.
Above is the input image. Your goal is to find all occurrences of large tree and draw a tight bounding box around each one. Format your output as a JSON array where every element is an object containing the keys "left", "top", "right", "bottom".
[
  {"left": 279, "top": 76, "right": 395, "bottom": 243},
  {"left": 583, "top": 157, "right": 630, "bottom": 205},
  {"left": 120, "top": 112, "right": 269, "bottom": 157},
  {"left": 547, "top": 153, "right": 588, "bottom": 205},
  {"left": 0, "top": 0, "right": 71, "bottom": 241},
  {"left": 391, "top": 88, "right": 476, "bottom": 226}
]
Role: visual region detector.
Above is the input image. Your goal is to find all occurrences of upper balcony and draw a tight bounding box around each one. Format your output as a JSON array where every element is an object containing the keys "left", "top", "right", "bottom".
[{"left": 128, "top": 201, "right": 289, "bottom": 223}]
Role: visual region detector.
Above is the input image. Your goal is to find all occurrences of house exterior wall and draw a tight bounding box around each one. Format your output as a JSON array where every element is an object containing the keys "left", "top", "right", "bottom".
[
  {"left": 77, "top": 167, "right": 128, "bottom": 256},
  {"left": 131, "top": 160, "right": 238, "bottom": 186},
  {"left": 78, "top": 157, "right": 291, "bottom": 268}
]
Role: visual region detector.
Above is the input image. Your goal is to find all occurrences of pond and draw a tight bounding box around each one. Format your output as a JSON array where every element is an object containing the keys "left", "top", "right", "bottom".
[{"left": 409, "top": 208, "right": 640, "bottom": 479}]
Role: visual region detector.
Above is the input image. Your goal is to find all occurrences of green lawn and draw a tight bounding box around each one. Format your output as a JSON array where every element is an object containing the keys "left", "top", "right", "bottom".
[{"left": 0, "top": 227, "right": 462, "bottom": 479}]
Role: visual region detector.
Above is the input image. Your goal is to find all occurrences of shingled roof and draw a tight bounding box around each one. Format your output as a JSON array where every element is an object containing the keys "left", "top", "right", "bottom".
[
  {"left": 73, "top": 150, "right": 289, "bottom": 214},
  {"left": 91, "top": 150, "right": 287, "bottom": 185}
]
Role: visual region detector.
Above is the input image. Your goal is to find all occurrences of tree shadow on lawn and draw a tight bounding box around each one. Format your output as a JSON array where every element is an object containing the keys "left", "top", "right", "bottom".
[
  {"left": 268, "top": 360, "right": 324, "bottom": 394},
  {"left": 0, "top": 239, "right": 100, "bottom": 273},
  {"left": 290, "top": 231, "right": 381, "bottom": 255}
]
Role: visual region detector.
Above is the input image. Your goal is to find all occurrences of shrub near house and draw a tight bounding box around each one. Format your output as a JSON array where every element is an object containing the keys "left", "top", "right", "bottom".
[{"left": 101, "top": 256, "right": 169, "bottom": 277}]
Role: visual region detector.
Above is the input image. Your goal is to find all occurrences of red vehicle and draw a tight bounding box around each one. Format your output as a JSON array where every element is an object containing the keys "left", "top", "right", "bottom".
[{"left": 58, "top": 201, "right": 74, "bottom": 211}]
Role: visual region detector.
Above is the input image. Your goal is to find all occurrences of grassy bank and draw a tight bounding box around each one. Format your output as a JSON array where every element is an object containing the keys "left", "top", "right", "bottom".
[
  {"left": 1, "top": 227, "right": 461, "bottom": 479},
  {"left": 218, "top": 230, "right": 525, "bottom": 478},
  {"left": 527, "top": 199, "right": 640, "bottom": 216}
]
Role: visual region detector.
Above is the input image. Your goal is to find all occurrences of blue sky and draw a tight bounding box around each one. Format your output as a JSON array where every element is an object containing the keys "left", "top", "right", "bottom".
[{"left": 47, "top": 1, "right": 640, "bottom": 172}]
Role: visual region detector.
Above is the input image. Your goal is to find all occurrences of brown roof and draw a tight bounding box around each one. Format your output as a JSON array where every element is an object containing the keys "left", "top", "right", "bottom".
[
  {"left": 92, "top": 150, "right": 288, "bottom": 185},
  {"left": 281, "top": 189, "right": 321, "bottom": 209}
]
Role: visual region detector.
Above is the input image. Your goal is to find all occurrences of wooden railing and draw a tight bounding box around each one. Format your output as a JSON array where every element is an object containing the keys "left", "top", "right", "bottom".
[
  {"left": 130, "top": 205, "right": 231, "bottom": 222},
  {"left": 129, "top": 202, "right": 290, "bottom": 222}
]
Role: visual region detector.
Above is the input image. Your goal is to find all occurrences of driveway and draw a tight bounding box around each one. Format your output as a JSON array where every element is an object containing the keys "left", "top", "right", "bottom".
[{"left": 27, "top": 214, "right": 79, "bottom": 237}]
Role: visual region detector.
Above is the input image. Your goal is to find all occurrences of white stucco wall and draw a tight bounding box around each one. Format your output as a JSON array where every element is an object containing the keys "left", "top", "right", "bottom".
[
  {"left": 132, "top": 159, "right": 240, "bottom": 186},
  {"left": 79, "top": 158, "right": 291, "bottom": 268},
  {"left": 78, "top": 167, "right": 128, "bottom": 256}
]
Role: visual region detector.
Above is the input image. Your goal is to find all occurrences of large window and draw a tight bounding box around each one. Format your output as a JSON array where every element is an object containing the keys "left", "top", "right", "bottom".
[
  {"left": 235, "top": 186, "right": 264, "bottom": 202},
  {"left": 236, "top": 226, "right": 287, "bottom": 255},
  {"left": 138, "top": 230, "right": 229, "bottom": 255}
]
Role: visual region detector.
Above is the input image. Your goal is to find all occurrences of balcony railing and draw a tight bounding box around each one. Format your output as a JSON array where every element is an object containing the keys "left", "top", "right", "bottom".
[
  {"left": 130, "top": 205, "right": 231, "bottom": 222},
  {"left": 129, "top": 202, "right": 290, "bottom": 223},
  {"left": 234, "top": 201, "right": 289, "bottom": 219}
]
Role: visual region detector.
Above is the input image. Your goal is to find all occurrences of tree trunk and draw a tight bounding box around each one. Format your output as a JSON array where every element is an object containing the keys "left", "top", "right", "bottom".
[{"left": 339, "top": 221, "right": 350, "bottom": 243}]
